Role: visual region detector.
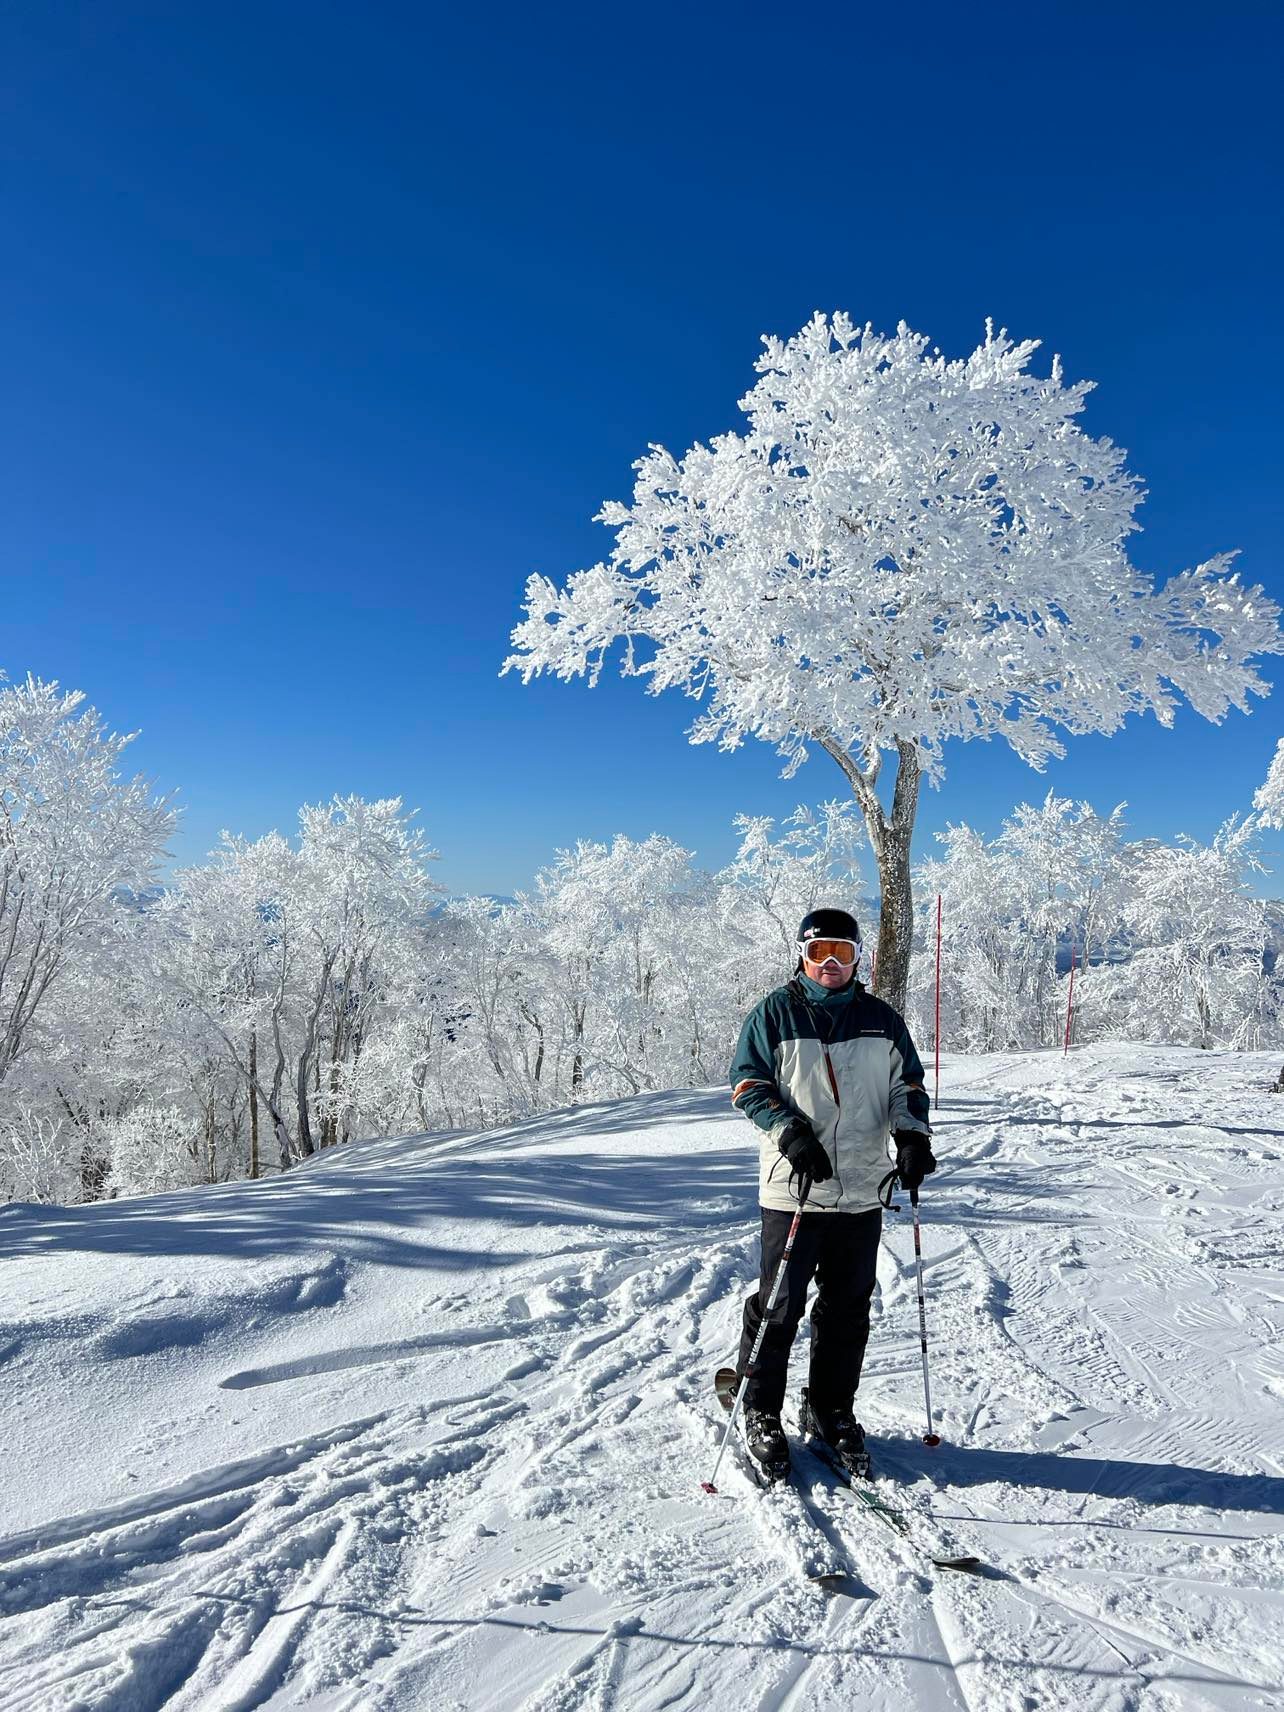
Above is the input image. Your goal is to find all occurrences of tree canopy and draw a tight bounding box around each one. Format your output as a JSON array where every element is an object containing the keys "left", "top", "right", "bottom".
[{"left": 506, "top": 315, "right": 1282, "bottom": 783}]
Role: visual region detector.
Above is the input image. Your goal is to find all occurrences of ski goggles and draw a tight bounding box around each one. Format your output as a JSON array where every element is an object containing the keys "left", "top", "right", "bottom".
[{"left": 797, "top": 937, "right": 860, "bottom": 966}]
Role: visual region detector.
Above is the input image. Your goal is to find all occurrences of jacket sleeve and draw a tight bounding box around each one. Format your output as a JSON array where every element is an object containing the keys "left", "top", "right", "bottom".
[
  {"left": 729, "top": 999, "right": 798, "bottom": 1142},
  {"left": 887, "top": 1011, "right": 932, "bottom": 1137}
]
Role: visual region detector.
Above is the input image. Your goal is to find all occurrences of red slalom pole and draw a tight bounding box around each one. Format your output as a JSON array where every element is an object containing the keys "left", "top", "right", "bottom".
[
  {"left": 934, "top": 893, "right": 942, "bottom": 1108},
  {"left": 910, "top": 1185, "right": 940, "bottom": 1446},
  {"left": 701, "top": 1178, "right": 810, "bottom": 1493},
  {"left": 1063, "top": 943, "right": 1077, "bottom": 1056}
]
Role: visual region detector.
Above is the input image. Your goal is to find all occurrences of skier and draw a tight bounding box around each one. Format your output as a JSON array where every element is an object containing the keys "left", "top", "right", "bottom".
[{"left": 728, "top": 908, "right": 935, "bottom": 1482}]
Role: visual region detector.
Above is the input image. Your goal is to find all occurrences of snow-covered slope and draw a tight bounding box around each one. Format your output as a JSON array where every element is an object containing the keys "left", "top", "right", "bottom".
[{"left": 1, "top": 1044, "right": 1282, "bottom": 1711}]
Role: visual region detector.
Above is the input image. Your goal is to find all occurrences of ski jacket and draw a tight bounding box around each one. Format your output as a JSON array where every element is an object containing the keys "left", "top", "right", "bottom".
[{"left": 730, "top": 974, "right": 930, "bottom": 1214}]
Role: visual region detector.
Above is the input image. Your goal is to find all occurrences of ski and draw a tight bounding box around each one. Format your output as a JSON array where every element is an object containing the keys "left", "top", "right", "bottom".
[
  {"left": 711, "top": 1366, "right": 852, "bottom": 1585},
  {"left": 801, "top": 1434, "right": 984, "bottom": 1574}
]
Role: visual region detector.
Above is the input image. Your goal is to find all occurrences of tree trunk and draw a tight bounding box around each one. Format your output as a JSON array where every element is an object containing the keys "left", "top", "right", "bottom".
[
  {"left": 269, "top": 1027, "right": 293, "bottom": 1169},
  {"left": 571, "top": 996, "right": 586, "bottom": 1097},
  {"left": 816, "top": 732, "right": 921, "bottom": 1014},
  {"left": 874, "top": 742, "right": 920, "bottom": 1012},
  {"left": 294, "top": 958, "right": 335, "bottom": 1158},
  {"left": 1197, "top": 984, "right": 1212, "bottom": 1051},
  {"left": 204, "top": 1086, "right": 217, "bottom": 1183},
  {"left": 248, "top": 1028, "right": 260, "bottom": 1180},
  {"left": 519, "top": 1002, "right": 545, "bottom": 1088},
  {"left": 296, "top": 1051, "right": 316, "bottom": 1156},
  {"left": 79, "top": 1142, "right": 109, "bottom": 1203}
]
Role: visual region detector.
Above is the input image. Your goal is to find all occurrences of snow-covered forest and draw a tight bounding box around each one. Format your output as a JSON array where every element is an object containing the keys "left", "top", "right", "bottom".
[{"left": 3, "top": 672, "right": 1281, "bottom": 1206}]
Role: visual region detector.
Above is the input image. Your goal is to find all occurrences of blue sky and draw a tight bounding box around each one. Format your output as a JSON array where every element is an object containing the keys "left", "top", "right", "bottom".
[{"left": 5, "top": 1, "right": 1282, "bottom": 897}]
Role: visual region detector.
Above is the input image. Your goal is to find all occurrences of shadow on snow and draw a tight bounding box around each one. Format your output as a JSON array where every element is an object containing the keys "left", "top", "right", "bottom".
[
  {"left": 0, "top": 1088, "right": 757, "bottom": 1269},
  {"left": 876, "top": 1434, "right": 1284, "bottom": 1520}
]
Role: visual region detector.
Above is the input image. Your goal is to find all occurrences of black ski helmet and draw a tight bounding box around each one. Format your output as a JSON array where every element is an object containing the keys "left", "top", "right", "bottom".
[{"left": 797, "top": 907, "right": 861, "bottom": 948}]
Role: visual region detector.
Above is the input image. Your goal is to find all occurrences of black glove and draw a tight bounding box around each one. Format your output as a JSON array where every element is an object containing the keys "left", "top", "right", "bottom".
[
  {"left": 778, "top": 1117, "right": 834, "bottom": 1183},
  {"left": 894, "top": 1130, "right": 936, "bottom": 1193}
]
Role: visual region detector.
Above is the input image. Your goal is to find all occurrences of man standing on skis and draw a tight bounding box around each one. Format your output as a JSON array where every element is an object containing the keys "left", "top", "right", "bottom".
[{"left": 728, "top": 908, "right": 935, "bottom": 1482}]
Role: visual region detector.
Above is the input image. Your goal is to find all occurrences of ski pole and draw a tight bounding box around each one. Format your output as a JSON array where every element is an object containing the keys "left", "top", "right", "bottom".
[
  {"left": 909, "top": 1185, "right": 941, "bottom": 1447},
  {"left": 701, "top": 1177, "right": 810, "bottom": 1494}
]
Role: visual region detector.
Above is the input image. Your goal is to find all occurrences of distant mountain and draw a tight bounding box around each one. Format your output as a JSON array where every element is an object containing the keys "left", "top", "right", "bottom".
[{"left": 430, "top": 894, "right": 517, "bottom": 918}]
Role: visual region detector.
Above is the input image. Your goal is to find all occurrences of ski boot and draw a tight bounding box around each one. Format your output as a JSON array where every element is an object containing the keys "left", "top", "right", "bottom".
[
  {"left": 800, "top": 1388, "right": 871, "bottom": 1478},
  {"left": 743, "top": 1407, "right": 791, "bottom": 1485}
]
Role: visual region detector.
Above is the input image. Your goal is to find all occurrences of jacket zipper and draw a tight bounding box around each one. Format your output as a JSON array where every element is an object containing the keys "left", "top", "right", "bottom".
[
  {"left": 821, "top": 1044, "right": 841, "bottom": 1107},
  {"left": 788, "top": 977, "right": 844, "bottom": 1125}
]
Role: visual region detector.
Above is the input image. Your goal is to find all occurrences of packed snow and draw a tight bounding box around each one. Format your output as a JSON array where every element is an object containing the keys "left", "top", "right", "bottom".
[{"left": 1, "top": 1043, "right": 1282, "bottom": 1711}]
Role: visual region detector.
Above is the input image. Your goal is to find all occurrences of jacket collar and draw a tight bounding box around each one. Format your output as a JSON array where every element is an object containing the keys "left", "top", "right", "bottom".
[{"left": 795, "top": 971, "right": 858, "bottom": 1007}]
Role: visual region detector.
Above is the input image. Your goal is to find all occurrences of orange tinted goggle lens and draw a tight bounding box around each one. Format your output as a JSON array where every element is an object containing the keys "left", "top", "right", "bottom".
[{"left": 803, "top": 938, "right": 858, "bottom": 963}]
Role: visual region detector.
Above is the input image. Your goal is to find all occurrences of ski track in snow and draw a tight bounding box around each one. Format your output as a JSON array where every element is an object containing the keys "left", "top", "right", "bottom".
[{"left": 2, "top": 1046, "right": 1283, "bottom": 1710}]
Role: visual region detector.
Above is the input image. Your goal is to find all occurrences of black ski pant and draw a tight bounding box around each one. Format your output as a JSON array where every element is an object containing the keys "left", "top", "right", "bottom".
[{"left": 737, "top": 1206, "right": 881, "bottom": 1417}]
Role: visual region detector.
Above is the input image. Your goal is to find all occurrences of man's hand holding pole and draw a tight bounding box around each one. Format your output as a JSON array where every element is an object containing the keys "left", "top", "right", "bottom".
[
  {"left": 894, "top": 1130, "right": 936, "bottom": 1193},
  {"left": 778, "top": 1117, "right": 834, "bottom": 1184}
]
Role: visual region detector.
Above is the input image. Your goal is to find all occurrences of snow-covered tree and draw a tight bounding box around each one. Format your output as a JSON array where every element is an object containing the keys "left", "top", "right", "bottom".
[
  {"left": 912, "top": 796, "right": 1280, "bottom": 1053},
  {"left": 1252, "top": 738, "right": 1284, "bottom": 829},
  {"left": 715, "top": 801, "right": 868, "bottom": 1003},
  {"left": 0, "top": 1102, "right": 75, "bottom": 1203},
  {"left": 506, "top": 315, "right": 1283, "bottom": 1010},
  {"left": 911, "top": 795, "right": 1129, "bottom": 1052},
  {"left": 160, "top": 798, "right": 441, "bottom": 1169},
  {"left": 436, "top": 895, "right": 543, "bottom": 1122},
  {"left": 292, "top": 797, "right": 441, "bottom": 1152},
  {"left": 530, "top": 833, "right": 710, "bottom": 1097},
  {"left": 157, "top": 829, "right": 297, "bottom": 1173},
  {"left": 103, "top": 1103, "right": 201, "bottom": 1198},
  {"left": 0, "top": 675, "right": 174, "bottom": 1090},
  {"left": 1109, "top": 819, "right": 1277, "bottom": 1050}
]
